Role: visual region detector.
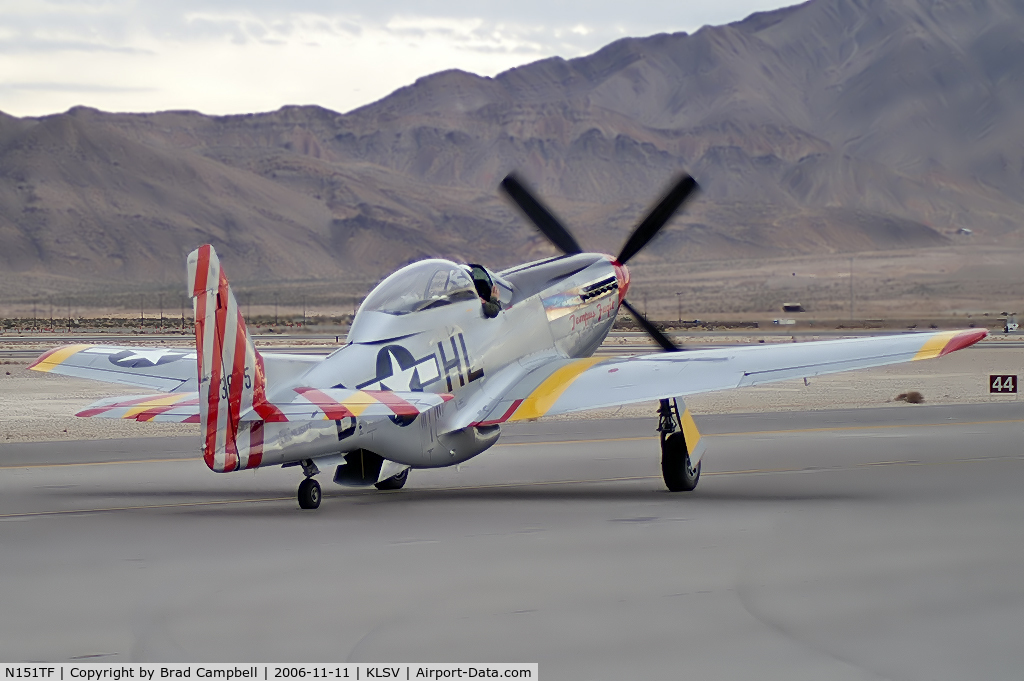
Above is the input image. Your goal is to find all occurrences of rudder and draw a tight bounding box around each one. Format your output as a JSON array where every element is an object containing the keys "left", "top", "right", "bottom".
[{"left": 187, "top": 245, "right": 283, "bottom": 472}]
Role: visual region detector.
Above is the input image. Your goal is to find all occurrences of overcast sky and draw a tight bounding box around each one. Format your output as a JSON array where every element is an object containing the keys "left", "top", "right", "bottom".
[{"left": 1, "top": 0, "right": 798, "bottom": 118}]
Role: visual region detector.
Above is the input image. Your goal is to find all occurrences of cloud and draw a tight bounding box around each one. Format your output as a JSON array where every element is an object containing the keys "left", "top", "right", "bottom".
[
  {"left": 0, "top": 38, "right": 154, "bottom": 54},
  {"left": 0, "top": 0, "right": 796, "bottom": 117},
  {"left": 0, "top": 82, "right": 155, "bottom": 93}
]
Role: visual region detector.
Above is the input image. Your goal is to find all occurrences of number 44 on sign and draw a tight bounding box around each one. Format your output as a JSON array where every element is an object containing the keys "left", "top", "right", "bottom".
[{"left": 990, "top": 375, "right": 1018, "bottom": 393}]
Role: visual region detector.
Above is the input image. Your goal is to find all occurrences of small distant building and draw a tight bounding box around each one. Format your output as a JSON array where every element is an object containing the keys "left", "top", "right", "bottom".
[{"left": 782, "top": 302, "right": 805, "bottom": 313}]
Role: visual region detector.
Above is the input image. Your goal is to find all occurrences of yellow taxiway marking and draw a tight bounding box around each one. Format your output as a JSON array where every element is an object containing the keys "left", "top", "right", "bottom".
[
  {"left": 702, "top": 453, "right": 1024, "bottom": 477},
  {"left": 496, "top": 435, "right": 657, "bottom": 447},
  {"left": 493, "top": 417, "right": 1024, "bottom": 448},
  {"left": 2, "top": 416, "right": 1021, "bottom": 471},
  {"left": 0, "top": 457, "right": 200, "bottom": 471},
  {"left": 398, "top": 452, "right": 1024, "bottom": 493},
  {"left": 0, "top": 496, "right": 293, "bottom": 519},
  {"left": 703, "top": 417, "right": 1024, "bottom": 438},
  {"left": 3, "top": 454, "right": 1023, "bottom": 519}
]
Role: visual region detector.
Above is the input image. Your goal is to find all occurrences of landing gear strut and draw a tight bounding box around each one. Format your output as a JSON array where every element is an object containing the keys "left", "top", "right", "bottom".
[
  {"left": 658, "top": 398, "right": 700, "bottom": 492},
  {"left": 297, "top": 460, "right": 322, "bottom": 509}
]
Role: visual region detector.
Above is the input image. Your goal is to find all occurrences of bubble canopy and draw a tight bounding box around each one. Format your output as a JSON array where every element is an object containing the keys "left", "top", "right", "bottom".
[{"left": 359, "top": 259, "right": 478, "bottom": 316}]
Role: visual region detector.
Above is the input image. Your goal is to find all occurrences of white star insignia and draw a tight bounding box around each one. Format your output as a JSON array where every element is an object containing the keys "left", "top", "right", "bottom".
[
  {"left": 378, "top": 349, "right": 419, "bottom": 391},
  {"left": 115, "top": 349, "right": 187, "bottom": 364}
]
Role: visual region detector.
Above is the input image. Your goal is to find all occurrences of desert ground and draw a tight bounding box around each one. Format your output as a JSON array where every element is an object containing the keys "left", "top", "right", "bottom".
[{"left": 0, "top": 243, "right": 1021, "bottom": 328}]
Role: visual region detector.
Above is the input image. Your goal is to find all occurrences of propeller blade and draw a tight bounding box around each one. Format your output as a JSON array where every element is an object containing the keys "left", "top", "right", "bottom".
[
  {"left": 501, "top": 174, "right": 583, "bottom": 255},
  {"left": 616, "top": 174, "right": 698, "bottom": 265},
  {"left": 620, "top": 299, "right": 681, "bottom": 352}
]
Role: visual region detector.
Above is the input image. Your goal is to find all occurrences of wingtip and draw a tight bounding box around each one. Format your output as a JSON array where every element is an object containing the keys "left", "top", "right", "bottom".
[
  {"left": 28, "top": 344, "right": 88, "bottom": 372},
  {"left": 27, "top": 346, "right": 61, "bottom": 371},
  {"left": 940, "top": 328, "right": 987, "bottom": 356}
]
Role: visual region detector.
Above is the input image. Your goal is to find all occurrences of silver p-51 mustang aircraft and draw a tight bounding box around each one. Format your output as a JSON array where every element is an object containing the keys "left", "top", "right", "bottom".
[{"left": 31, "top": 175, "right": 986, "bottom": 509}]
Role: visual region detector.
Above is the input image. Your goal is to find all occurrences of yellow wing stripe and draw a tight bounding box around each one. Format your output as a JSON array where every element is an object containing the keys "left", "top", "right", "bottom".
[
  {"left": 341, "top": 391, "right": 376, "bottom": 417},
  {"left": 28, "top": 344, "right": 90, "bottom": 372},
  {"left": 912, "top": 330, "right": 959, "bottom": 361},
  {"left": 122, "top": 393, "right": 191, "bottom": 419},
  {"left": 509, "top": 357, "right": 607, "bottom": 421}
]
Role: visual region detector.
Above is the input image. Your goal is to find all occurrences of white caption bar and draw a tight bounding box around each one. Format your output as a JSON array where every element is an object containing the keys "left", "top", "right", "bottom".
[{"left": 1, "top": 665, "right": 537, "bottom": 681}]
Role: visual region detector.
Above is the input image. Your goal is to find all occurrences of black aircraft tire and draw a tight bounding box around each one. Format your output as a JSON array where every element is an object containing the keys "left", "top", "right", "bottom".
[
  {"left": 661, "top": 432, "right": 701, "bottom": 492},
  {"left": 298, "top": 478, "right": 322, "bottom": 509},
  {"left": 374, "top": 468, "right": 409, "bottom": 491}
]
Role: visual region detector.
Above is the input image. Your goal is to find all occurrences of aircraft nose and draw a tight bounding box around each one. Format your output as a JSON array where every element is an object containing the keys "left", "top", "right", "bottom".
[{"left": 613, "top": 260, "right": 630, "bottom": 303}]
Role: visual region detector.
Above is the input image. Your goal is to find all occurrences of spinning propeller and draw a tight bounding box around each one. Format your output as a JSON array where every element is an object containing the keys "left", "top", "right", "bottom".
[{"left": 500, "top": 173, "right": 698, "bottom": 352}]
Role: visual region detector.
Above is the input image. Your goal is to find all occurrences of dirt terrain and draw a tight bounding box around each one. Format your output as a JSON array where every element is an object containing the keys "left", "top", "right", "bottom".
[{"left": 0, "top": 240, "right": 1020, "bottom": 327}]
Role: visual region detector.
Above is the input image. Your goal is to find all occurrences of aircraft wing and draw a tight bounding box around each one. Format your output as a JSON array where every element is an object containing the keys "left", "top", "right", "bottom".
[
  {"left": 29, "top": 344, "right": 321, "bottom": 393},
  {"left": 469, "top": 329, "right": 987, "bottom": 424}
]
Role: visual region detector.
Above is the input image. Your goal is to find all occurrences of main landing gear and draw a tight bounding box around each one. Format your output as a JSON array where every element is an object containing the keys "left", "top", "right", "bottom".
[
  {"left": 658, "top": 398, "right": 700, "bottom": 492},
  {"left": 298, "top": 460, "right": 322, "bottom": 510},
  {"left": 375, "top": 468, "right": 409, "bottom": 490},
  {"left": 295, "top": 456, "right": 411, "bottom": 508}
]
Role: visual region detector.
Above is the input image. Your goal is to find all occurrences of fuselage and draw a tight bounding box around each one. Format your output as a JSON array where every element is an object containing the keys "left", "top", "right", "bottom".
[{"left": 255, "top": 253, "right": 630, "bottom": 470}]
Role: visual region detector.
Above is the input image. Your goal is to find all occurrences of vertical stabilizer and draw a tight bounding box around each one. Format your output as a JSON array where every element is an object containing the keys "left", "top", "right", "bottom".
[{"left": 187, "top": 245, "right": 283, "bottom": 472}]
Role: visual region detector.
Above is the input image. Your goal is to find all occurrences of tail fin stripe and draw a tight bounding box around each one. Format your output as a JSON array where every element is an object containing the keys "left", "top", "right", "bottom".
[
  {"left": 193, "top": 245, "right": 211, "bottom": 298},
  {"left": 215, "top": 269, "right": 239, "bottom": 472},
  {"left": 252, "top": 352, "right": 287, "bottom": 422},
  {"left": 193, "top": 252, "right": 217, "bottom": 470},
  {"left": 207, "top": 270, "right": 226, "bottom": 469},
  {"left": 204, "top": 253, "right": 227, "bottom": 471},
  {"left": 223, "top": 292, "right": 249, "bottom": 466},
  {"left": 247, "top": 422, "right": 264, "bottom": 469}
]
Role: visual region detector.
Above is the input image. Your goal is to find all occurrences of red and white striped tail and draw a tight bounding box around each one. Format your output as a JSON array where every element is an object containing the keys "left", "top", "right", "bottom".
[{"left": 187, "top": 245, "right": 283, "bottom": 473}]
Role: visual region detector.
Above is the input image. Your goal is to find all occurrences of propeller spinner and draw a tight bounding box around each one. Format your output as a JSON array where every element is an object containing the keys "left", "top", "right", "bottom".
[{"left": 500, "top": 173, "right": 699, "bottom": 352}]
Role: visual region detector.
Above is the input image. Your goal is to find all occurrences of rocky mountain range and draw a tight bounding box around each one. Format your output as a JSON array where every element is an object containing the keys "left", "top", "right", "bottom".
[{"left": 1, "top": 0, "right": 1023, "bottom": 291}]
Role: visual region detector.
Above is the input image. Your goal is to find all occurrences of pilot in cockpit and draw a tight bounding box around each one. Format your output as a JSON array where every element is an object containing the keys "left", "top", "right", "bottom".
[{"left": 469, "top": 264, "right": 501, "bottom": 318}]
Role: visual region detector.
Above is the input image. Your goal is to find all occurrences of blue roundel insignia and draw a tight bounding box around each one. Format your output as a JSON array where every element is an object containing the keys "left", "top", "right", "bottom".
[{"left": 357, "top": 345, "right": 441, "bottom": 392}]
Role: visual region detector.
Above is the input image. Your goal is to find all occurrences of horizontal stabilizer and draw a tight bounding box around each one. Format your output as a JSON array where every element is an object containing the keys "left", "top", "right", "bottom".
[
  {"left": 77, "top": 392, "right": 200, "bottom": 423},
  {"left": 77, "top": 387, "right": 453, "bottom": 424},
  {"left": 247, "top": 387, "right": 454, "bottom": 422}
]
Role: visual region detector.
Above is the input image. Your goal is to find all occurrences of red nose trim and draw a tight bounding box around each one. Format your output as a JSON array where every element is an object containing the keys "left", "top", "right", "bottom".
[{"left": 611, "top": 259, "right": 630, "bottom": 304}]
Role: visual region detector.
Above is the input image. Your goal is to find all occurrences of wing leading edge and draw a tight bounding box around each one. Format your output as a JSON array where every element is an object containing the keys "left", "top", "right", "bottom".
[
  {"left": 470, "top": 329, "right": 987, "bottom": 425},
  {"left": 30, "top": 344, "right": 198, "bottom": 392},
  {"left": 29, "top": 344, "right": 321, "bottom": 393}
]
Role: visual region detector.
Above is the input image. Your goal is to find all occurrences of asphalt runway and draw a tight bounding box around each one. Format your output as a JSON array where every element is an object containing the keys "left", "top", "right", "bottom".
[{"left": 2, "top": 403, "right": 1024, "bottom": 679}]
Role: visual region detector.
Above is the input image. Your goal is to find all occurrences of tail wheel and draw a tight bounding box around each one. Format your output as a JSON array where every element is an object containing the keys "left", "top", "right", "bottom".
[
  {"left": 661, "top": 431, "right": 700, "bottom": 492},
  {"left": 375, "top": 468, "right": 409, "bottom": 491},
  {"left": 298, "top": 478, "right": 322, "bottom": 509}
]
